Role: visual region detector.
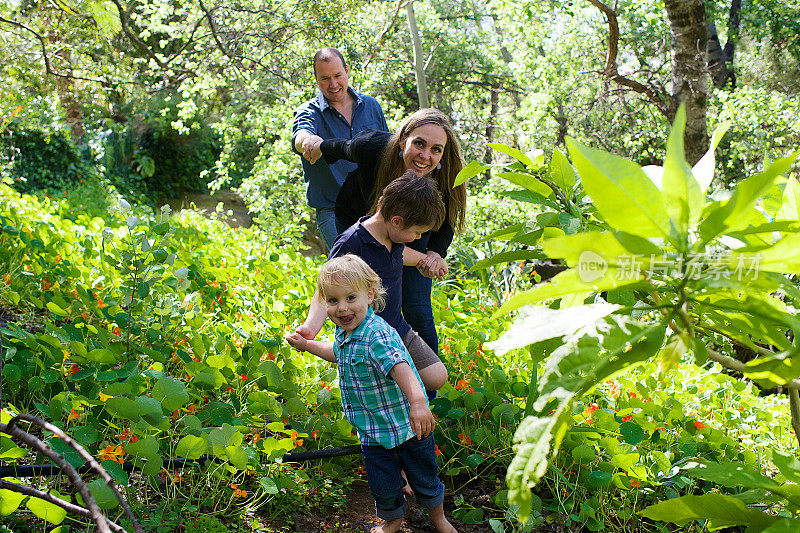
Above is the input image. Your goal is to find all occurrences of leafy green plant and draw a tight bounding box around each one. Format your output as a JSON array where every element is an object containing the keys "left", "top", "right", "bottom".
[{"left": 474, "top": 104, "right": 800, "bottom": 530}]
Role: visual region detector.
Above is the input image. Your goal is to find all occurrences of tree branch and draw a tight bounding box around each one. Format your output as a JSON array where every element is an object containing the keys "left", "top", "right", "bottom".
[{"left": 586, "top": 0, "right": 669, "bottom": 115}]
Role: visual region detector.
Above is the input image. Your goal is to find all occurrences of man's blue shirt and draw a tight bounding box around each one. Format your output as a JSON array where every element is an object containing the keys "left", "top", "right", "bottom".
[
  {"left": 292, "top": 87, "right": 388, "bottom": 209},
  {"left": 329, "top": 218, "right": 411, "bottom": 339}
]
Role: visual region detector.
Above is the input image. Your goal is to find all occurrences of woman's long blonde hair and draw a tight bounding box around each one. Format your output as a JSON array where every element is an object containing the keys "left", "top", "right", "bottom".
[{"left": 371, "top": 109, "right": 466, "bottom": 232}]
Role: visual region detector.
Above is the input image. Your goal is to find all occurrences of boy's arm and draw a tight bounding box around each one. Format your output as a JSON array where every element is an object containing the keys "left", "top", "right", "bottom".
[
  {"left": 402, "top": 247, "right": 446, "bottom": 281},
  {"left": 389, "top": 362, "right": 435, "bottom": 439},
  {"left": 295, "top": 291, "right": 327, "bottom": 340},
  {"left": 286, "top": 333, "right": 336, "bottom": 363}
]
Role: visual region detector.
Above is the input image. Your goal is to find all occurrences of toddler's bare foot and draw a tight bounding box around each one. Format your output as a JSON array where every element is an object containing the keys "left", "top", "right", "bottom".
[
  {"left": 429, "top": 504, "right": 457, "bottom": 533},
  {"left": 370, "top": 518, "right": 404, "bottom": 533}
]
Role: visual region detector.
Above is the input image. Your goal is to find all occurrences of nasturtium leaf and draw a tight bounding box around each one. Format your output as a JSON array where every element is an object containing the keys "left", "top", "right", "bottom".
[
  {"left": 446, "top": 408, "right": 466, "bottom": 420},
  {"left": 126, "top": 436, "right": 159, "bottom": 457},
  {"left": 260, "top": 476, "right": 280, "bottom": 494},
  {"left": 571, "top": 444, "right": 596, "bottom": 464},
  {"left": 87, "top": 479, "right": 119, "bottom": 510},
  {"left": 152, "top": 376, "right": 190, "bottom": 412},
  {"left": 101, "top": 460, "right": 129, "bottom": 485},
  {"left": 2, "top": 364, "right": 21, "bottom": 383},
  {"left": 259, "top": 360, "right": 283, "bottom": 389},
  {"left": 208, "top": 424, "right": 244, "bottom": 457},
  {"left": 316, "top": 389, "right": 332, "bottom": 405},
  {"left": 26, "top": 491, "right": 68, "bottom": 524},
  {"left": 491, "top": 404, "right": 516, "bottom": 425},
  {"left": 175, "top": 435, "right": 207, "bottom": 460},
  {"left": 611, "top": 452, "right": 640, "bottom": 471},
  {"left": 587, "top": 470, "right": 612, "bottom": 488},
  {"left": 47, "top": 437, "right": 85, "bottom": 469},
  {"left": 86, "top": 348, "right": 117, "bottom": 364},
  {"left": 73, "top": 425, "right": 99, "bottom": 446},
  {"left": 0, "top": 489, "right": 26, "bottom": 516},
  {"left": 225, "top": 445, "right": 249, "bottom": 470},
  {"left": 142, "top": 454, "right": 162, "bottom": 476},
  {"left": 285, "top": 397, "right": 308, "bottom": 416}
]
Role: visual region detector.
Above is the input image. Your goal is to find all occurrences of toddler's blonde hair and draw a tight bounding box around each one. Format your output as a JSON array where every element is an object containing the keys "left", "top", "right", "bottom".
[{"left": 317, "top": 254, "right": 386, "bottom": 312}]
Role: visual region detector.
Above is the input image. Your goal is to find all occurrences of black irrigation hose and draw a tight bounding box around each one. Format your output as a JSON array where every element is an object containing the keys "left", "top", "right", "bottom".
[{"left": 0, "top": 445, "right": 364, "bottom": 478}]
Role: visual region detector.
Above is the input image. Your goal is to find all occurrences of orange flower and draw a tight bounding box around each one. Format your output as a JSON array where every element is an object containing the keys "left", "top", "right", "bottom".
[
  {"left": 267, "top": 352, "right": 276, "bottom": 361},
  {"left": 3, "top": 274, "right": 11, "bottom": 286},
  {"left": 455, "top": 379, "right": 467, "bottom": 390},
  {"left": 67, "top": 408, "right": 81, "bottom": 422},
  {"left": 70, "top": 364, "right": 80, "bottom": 375},
  {"left": 97, "top": 300, "right": 106, "bottom": 309},
  {"left": 467, "top": 359, "right": 476, "bottom": 371},
  {"left": 187, "top": 404, "right": 199, "bottom": 414},
  {"left": 291, "top": 430, "right": 304, "bottom": 448},
  {"left": 240, "top": 374, "right": 248, "bottom": 381},
  {"left": 629, "top": 392, "right": 637, "bottom": 398},
  {"left": 252, "top": 434, "right": 262, "bottom": 444},
  {"left": 458, "top": 433, "right": 472, "bottom": 446},
  {"left": 630, "top": 478, "right": 641, "bottom": 488},
  {"left": 41, "top": 278, "right": 52, "bottom": 291},
  {"left": 112, "top": 326, "right": 121, "bottom": 336},
  {"left": 621, "top": 415, "right": 633, "bottom": 423},
  {"left": 230, "top": 483, "right": 247, "bottom": 498},
  {"left": 311, "top": 430, "right": 319, "bottom": 440},
  {"left": 435, "top": 445, "right": 442, "bottom": 457},
  {"left": 97, "top": 445, "right": 125, "bottom": 464},
  {"left": 694, "top": 421, "right": 706, "bottom": 429}
]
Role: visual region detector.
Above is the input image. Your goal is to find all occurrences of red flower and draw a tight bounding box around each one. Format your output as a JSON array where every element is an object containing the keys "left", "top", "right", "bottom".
[
  {"left": 70, "top": 364, "right": 80, "bottom": 375},
  {"left": 694, "top": 421, "right": 706, "bottom": 429},
  {"left": 240, "top": 374, "right": 248, "bottom": 381},
  {"left": 435, "top": 445, "right": 442, "bottom": 457},
  {"left": 621, "top": 415, "right": 633, "bottom": 423},
  {"left": 112, "top": 326, "right": 121, "bottom": 336},
  {"left": 630, "top": 478, "right": 641, "bottom": 488}
]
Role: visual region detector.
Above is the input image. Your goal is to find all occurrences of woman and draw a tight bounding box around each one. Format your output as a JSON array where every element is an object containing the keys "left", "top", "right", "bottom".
[{"left": 303, "top": 108, "right": 467, "bottom": 357}]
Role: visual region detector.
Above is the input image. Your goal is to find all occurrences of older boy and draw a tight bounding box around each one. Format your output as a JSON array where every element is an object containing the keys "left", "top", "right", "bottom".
[{"left": 294, "top": 172, "right": 448, "bottom": 393}]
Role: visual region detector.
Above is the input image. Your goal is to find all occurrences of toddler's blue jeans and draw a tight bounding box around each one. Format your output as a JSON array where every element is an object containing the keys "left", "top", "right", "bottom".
[{"left": 361, "top": 433, "right": 444, "bottom": 521}]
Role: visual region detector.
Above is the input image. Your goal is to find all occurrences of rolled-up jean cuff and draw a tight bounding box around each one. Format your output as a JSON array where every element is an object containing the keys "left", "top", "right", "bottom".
[
  {"left": 376, "top": 501, "right": 407, "bottom": 521},
  {"left": 415, "top": 488, "right": 445, "bottom": 510},
  {"left": 402, "top": 329, "right": 441, "bottom": 370}
]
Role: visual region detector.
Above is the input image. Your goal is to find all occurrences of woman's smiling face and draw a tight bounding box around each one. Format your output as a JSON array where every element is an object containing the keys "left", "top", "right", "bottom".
[{"left": 401, "top": 124, "right": 447, "bottom": 176}]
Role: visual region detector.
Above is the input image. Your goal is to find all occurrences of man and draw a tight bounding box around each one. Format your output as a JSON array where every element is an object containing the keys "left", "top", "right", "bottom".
[{"left": 292, "top": 47, "right": 389, "bottom": 249}]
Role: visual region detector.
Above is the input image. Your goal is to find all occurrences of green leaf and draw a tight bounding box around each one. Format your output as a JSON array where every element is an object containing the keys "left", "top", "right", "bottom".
[
  {"left": 152, "top": 376, "right": 190, "bottom": 412},
  {"left": 208, "top": 424, "right": 243, "bottom": 457},
  {"left": 587, "top": 470, "right": 612, "bottom": 488},
  {"left": 550, "top": 148, "right": 576, "bottom": 192},
  {"left": 619, "top": 422, "right": 645, "bottom": 445},
  {"left": 175, "top": 435, "right": 208, "bottom": 460},
  {"left": 46, "top": 302, "right": 68, "bottom": 317},
  {"left": 486, "top": 303, "right": 620, "bottom": 356},
  {"left": 566, "top": 137, "right": 669, "bottom": 239},
  {"left": 105, "top": 397, "right": 143, "bottom": 421},
  {"left": 498, "top": 171, "right": 553, "bottom": 196},
  {"left": 662, "top": 105, "right": 702, "bottom": 233},
  {"left": 639, "top": 493, "right": 778, "bottom": 529},
  {"left": 126, "top": 436, "right": 160, "bottom": 457},
  {"left": 454, "top": 160, "right": 492, "bottom": 186},
  {"left": 260, "top": 476, "right": 280, "bottom": 494},
  {"left": 571, "top": 444, "right": 595, "bottom": 464},
  {"left": 752, "top": 233, "right": 800, "bottom": 274},
  {"left": 468, "top": 249, "right": 544, "bottom": 272},
  {"left": 693, "top": 121, "right": 730, "bottom": 193},
  {"left": 699, "top": 151, "right": 800, "bottom": 242},
  {"left": 542, "top": 231, "right": 630, "bottom": 267},
  {"left": 26, "top": 491, "right": 68, "bottom": 524},
  {"left": 660, "top": 335, "right": 688, "bottom": 374},
  {"left": 259, "top": 360, "right": 283, "bottom": 389},
  {"left": 86, "top": 348, "right": 117, "bottom": 364},
  {"left": 225, "top": 445, "right": 249, "bottom": 470},
  {"left": 494, "top": 269, "right": 641, "bottom": 317},
  {"left": 488, "top": 142, "right": 541, "bottom": 169},
  {"left": 86, "top": 479, "right": 119, "bottom": 510},
  {"left": 776, "top": 175, "right": 800, "bottom": 221},
  {"left": 500, "top": 189, "right": 560, "bottom": 210},
  {"left": 0, "top": 489, "right": 26, "bottom": 516}
]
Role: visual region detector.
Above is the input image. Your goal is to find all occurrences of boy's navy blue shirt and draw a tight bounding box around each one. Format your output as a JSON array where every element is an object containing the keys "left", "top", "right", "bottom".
[
  {"left": 328, "top": 218, "right": 411, "bottom": 339},
  {"left": 291, "top": 88, "right": 388, "bottom": 209}
]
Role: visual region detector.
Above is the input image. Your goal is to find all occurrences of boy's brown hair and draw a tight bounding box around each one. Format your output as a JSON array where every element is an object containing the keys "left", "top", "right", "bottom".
[{"left": 375, "top": 171, "right": 446, "bottom": 230}]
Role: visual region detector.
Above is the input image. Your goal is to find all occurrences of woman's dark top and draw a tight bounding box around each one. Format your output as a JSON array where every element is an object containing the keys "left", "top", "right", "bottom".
[{"left": 320, "top": 129, "right": 454, "bottom": 257}]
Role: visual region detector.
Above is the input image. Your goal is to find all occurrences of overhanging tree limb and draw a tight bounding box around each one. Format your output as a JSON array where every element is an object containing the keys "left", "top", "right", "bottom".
[{"left": 586, "top": 0, "right": 668, "bottom": 115}]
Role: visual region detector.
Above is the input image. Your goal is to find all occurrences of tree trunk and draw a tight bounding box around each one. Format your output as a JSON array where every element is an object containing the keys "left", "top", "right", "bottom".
[
  {"left": 484, "top": 87, "right": 499, "bottom": 180},
  {"left": 406, "top": 0, "right": 430, "bottom": 109},
  {"left": 664, "top": 0, "right": 710, "bottom": 165},
  {"left": 48, "top": 29, "right": 84, "bottom": 141}
]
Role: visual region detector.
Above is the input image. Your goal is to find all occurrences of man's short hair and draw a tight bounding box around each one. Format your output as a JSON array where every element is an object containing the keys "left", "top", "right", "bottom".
[
  {"left": 376, "top": 171, "right": 445, "bottom": 231},
  {"left": 313, "top": 47, "right": 347, "bottom": 78}
]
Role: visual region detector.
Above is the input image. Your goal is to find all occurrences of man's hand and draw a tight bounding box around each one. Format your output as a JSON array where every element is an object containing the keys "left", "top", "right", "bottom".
[
  {"left": 301, "top": 135, "right": 324, "bottom": 164},
  {"left": 409, "top": 400, "right": 435, "bottom": 439}
]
